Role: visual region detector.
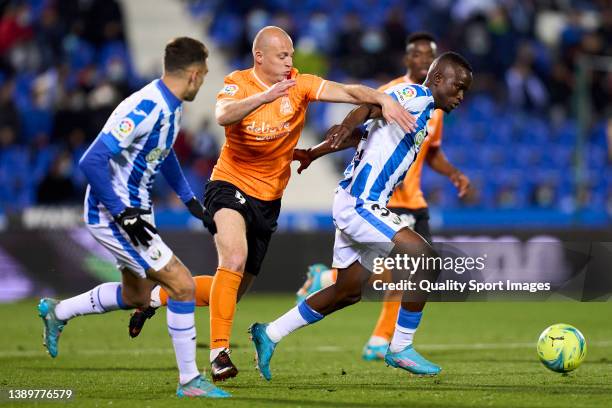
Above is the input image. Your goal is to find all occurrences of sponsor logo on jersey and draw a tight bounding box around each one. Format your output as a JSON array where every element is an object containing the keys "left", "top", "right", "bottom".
[
  {"left": 112, "top": 118, "right": 135, "bottom": 140},
  {"left": 221, "top": 84, "right": 238, "bottom": 96},
  {"left": 280, "top": 96, "right": 293, "bottom": 115},
  {"left": 146, "top": 148, "right": 170, "bottom": 163},
  {"left": 396, "top": 86, "right": 416, "bottom": 102},
  {"left": 246, "top": 121, "right": 291, "bottom": 140},
  {"left": 414, "top": 129, "right": 426, "bottom": 147}
]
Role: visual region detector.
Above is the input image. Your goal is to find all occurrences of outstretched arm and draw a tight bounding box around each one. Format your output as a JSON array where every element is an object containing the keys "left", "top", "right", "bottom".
[
  {"left": 293, "top": 104, "right": 382, "bottom": 174},
  {"left": 318, "top": 81, "right": 415, "bottom": 132}
]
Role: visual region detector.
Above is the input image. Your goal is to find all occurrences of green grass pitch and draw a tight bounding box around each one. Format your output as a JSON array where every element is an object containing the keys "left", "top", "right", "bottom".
[{"left": 1, "top": 296, "right": 611, "bottom": 407}]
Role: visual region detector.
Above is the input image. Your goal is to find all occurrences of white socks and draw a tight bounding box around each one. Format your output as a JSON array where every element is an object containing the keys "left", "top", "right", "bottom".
[
  {"left": 265, "top": 301, "right": 324, "bottom": 343},
  {"left": 167, "top": 299, "right": 199, "bottom": 385},
  {"left": 389, "top": 308, "right": 422, "bottom": 353},
  {"left": 389, "top": 327, "right": 416, "bottom": 353},
  {"left": 54, "top": 282, "right": 126, "bottom": 321}
]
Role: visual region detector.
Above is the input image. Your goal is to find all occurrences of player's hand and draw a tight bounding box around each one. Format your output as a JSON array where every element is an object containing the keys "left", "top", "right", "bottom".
[
  {"left": 450, "top": 171, "right": 471, "bottom": 198},
  {"left": 261, "top": 79, "right": 296, "bottom": 103},
  {"left": 184, "top": 197, "right": 216, "bottom": 231},
  {"left": 380, "top": 95, "right": 416, "bottom": 133},
  {"left": 293, "top": 148, "right": 312, "bottom": 174},
  {"left": 115, "top": 207, "right": 157, "bottom": 247},
  {"left": 325, "top": 124, "right": 353, "bottom": 149}
]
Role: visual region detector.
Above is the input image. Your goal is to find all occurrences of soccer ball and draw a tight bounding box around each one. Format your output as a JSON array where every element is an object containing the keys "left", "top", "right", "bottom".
[{"left": 536, "top": 323, "right": 587, "bottom": 373}]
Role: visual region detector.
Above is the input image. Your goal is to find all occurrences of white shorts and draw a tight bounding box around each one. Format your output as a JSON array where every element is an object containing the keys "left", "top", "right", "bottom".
[
  {"left": 86, "top": 214, "right": 173, "bottom": 278},
  {"left": 332, "top": 188, "right": 410, "bottom": 273}
]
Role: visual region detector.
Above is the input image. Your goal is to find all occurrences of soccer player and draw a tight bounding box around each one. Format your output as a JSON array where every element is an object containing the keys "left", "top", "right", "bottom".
[
  {"left": 128, "top": 26, "right": 416, "bottom": 380},
  {"left": 204, "top": 25, "right": 416, "bottom": 381},
  {"left": 37, "top": 37, "right": 230, "bottom": 398},
  {"left": 293, "top": 33, "right": 471, "bottom": 361},
  {"left": 249, "top": 52, "right": 473, "bottom": 380}
]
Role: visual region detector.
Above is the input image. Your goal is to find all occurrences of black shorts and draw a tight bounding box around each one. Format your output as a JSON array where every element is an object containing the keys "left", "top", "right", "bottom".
[
  {"left": 202, "top": 180, "right": 281, "bottom": 276},
  {"left": 388, "top": 207, "right": 431, "bottom": 244}
]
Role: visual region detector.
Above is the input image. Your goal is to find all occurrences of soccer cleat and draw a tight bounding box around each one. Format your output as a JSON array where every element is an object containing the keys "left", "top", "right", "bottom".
[
  {"left": 248, "top": 323, "right": 276, "bottom": 381},
  {"left": 128, "top": 306, "right": 157, "bottom": 338},
  {"left": 362, "top": 342, "right": 389, "bottom": 361},
  {"left": 384, "top": 345, "right": 441, "bottom": 375},
  {"left": 176, "top": 375, "right": 231, "bottom": 398},
  {"left": 38, "top": 298, "right": 67, "bottom": 358},
  {"left": 296, "top": 263, "right": 329, "bottom": 303},
  {"left": 210, "top": 349, "right": 238, "bottom": 382}
]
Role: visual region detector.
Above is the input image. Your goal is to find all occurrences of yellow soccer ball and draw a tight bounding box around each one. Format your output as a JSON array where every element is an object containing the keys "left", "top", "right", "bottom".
[{"left": 537, "top": 324, "right": 587, "bottom": 373}]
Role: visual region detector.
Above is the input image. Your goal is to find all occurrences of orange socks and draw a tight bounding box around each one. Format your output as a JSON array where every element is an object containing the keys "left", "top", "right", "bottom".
[
  {"left": 371, "top": 300, "right": 401, "bottom": 341},
  {"left": 194, "top": 275, "right": 213, "bottom": 306},
  {"left": 209, "top": 267, "right": 243, "bottom": 350},
  {"left": 158, "top": 275, "right": 213, "bottom": 307}
]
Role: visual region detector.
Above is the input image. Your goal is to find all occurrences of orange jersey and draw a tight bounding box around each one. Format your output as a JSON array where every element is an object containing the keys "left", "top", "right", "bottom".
[
  {"left": 379, "top": 76, "right": 444, "bottom": 209},
  {"left": 212, "top": 68, "right": 326, "bottom": 201}
]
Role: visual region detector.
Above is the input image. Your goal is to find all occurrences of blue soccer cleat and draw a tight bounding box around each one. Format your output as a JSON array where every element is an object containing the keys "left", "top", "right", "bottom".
[
  {"left": 362, "top": 342, "right": 389, "bottom": 361},
  {"left": 296, "top": 263, "right": 329, "bottom": 303},
  {"left": 384, "top": 345, "right": 441, "bottom": 375},
  {"left": 176, "top": 375, "right": 231, "bottom": 398},
  {"left": 38, "top": 298, "right": 67, "bottom": 358},
  {"left": 248, "top": 323, "right": 276, "bottom": 381}
]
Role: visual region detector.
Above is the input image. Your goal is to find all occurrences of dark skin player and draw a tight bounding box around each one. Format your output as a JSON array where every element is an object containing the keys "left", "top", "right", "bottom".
[
  {"left": 296, "top": 54, "right": 473, "bottom": 315},
  {"left": 295, "top": 37, "right": 469, "bottom": 197}
]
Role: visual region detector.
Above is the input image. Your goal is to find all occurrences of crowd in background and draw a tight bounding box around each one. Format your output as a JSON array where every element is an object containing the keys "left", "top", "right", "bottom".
[
  {"left": 0, "top": 0, "right": 610, "bottom": 216},
  {"left": 198, "top": 0, "right": 611, "bottom": 212},
  {"left": 0, "top": 0, "right": 219, "bottom": 212}
]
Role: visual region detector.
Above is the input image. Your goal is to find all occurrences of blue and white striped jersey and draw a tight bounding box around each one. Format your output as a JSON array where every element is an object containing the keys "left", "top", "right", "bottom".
[
  {"left": 84, "top": 79, "right": 183, "bottom": 225},
  {"left": 338, "top": 83, "right": 434, "bottom": 205}
]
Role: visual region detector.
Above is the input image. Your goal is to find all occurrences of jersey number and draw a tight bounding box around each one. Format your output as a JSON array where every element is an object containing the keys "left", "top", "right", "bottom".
[{"left": 370, "top": 203, "right": 390, "bottom": 217}]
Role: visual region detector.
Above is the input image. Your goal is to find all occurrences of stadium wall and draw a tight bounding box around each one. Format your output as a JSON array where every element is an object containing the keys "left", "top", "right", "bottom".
[{"left": 1, "top": 220, "right": 610, "bottom": 302}]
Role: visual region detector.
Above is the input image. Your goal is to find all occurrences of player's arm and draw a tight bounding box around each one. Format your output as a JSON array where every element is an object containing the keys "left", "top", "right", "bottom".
[
  {"left": 328, "top": 103, "right": 382, "bottom": 148},
  {"left": 79, "top": 101, "right": 156, "bottom": 218},
  {"left": 79, "top": 136, "right": 157, "bottom": 246},
  {"left": 293, "top": 104, "right": 381, "bottom": 174},
  {"left": 426, "top": 147, "right": 470, "bottom": 198},
  {"left": 81, "top": 102, "right": 160, "bottom": 246},
  {"left": 215, "top": 79, "right": 296, "bottom": 126},
  {"left": 317, "top": 81, "right": 415, "bottom": 132},
  {"left": 160, "top": 149, "right": 209, "bottom": 222},
  {"left": 78, "top": 138, "right": 126, "bottom": 217},
  {"left": 293, "top": 125, "right": 364, "bottom": 174}
]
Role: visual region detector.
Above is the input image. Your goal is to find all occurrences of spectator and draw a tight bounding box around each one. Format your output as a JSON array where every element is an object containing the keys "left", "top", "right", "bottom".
[
  {"left": 36, "top": 150, "right": 77, "bottom": 204},
  {"left": 505, "top": 42, "right": 549, "bottom": 113}
]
